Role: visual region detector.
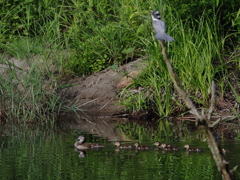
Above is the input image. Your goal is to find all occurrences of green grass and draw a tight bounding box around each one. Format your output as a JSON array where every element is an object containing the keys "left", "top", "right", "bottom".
[
  {"left": 120, "top": 4, "right": 239, "bottom": 117},
  {"left": 0, "top": 38, "right": 79, "bottom": 125}
]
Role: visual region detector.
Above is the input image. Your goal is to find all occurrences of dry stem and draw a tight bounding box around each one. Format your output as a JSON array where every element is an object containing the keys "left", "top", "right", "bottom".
[{"left": 159, "top": 40, "right": 236, "bottom": 180}]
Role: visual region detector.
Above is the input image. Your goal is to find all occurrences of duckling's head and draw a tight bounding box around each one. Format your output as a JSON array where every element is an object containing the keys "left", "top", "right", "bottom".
[
  {"left": 184, "top": 144, "right": 189, "bottom": 149},
  {"left": 153, "top": 141, "right": 160, "bottom": 146},
  {"left": 134, "top": 143, "right": 140, "bottom": 147},
  {"left": 114, "top": 142, "right": 121, "bottom": 147}
]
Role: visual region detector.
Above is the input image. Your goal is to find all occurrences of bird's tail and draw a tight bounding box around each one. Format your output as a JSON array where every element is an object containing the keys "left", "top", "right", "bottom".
[{"left": 155, "top": 33, "right": 174, "bottom": 42}]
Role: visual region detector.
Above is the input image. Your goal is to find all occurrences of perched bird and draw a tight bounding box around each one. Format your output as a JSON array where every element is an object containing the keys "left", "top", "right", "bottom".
[
  {"left": 114, "top": 142, "right": 133, "bottom": 149},
  {"left": 161, "top": 143, "right": 179, "bottom": 151},
  {"left": 134, "top": 142, "right": 151, "bottom": 150},
  {"left": 74, "top": 135, "right": 105, "bottom": 150},
  {"left": 153, "top": 141, "right": 174, "bottom": 148},
  {"left": 184, "top": 144, "right": 202, "bottom": 152},
  {"left": 151, "top": 10, "right": 174, "bottom": 42}
]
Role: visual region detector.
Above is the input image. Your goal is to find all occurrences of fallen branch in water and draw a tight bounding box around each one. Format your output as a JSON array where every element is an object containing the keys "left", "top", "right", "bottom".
[
  {"left": 174, "top": 115, "right": 236, "bottom": 122},
  {"left": 159, "top": 40, "right": 237, "bottom": 180}
]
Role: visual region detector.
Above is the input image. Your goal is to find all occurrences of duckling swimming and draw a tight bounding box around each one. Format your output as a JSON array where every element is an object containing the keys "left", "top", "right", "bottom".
[
  {"left": 74, "top": 135, "right": 105, "bottom": 150},
  {"left": 221, "top": 149, "right": 230, "bottom": 154},
  {"left": 153, "top": 141, "right": 174, "bottom": 148},
  {"left": 161, "top": 143, "right": 179, "bottom": 151},
  {"left": 134, "top": 142, "right": 151, "bottom": 150},
  {"left": 184, "top": 144, "right": 202, "bottom": 152},
  {"left": 114, "top": 142, "right": 133, "bottom": 149}
]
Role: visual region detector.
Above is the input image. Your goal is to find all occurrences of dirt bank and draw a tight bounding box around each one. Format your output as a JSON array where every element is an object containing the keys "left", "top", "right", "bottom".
[{"left": 58, "top": 59, "right": 146, "bottom": 117}]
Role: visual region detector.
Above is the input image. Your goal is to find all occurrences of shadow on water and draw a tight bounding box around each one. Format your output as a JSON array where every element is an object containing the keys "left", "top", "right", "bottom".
[{"left": 0, "top": 113, "right": 239, "bottom": 180}]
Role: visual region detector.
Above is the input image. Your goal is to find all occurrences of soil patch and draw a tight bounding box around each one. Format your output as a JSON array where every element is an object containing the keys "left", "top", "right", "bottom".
[{"left": 58, "top": 59, "right": 146, "bottom": 116}]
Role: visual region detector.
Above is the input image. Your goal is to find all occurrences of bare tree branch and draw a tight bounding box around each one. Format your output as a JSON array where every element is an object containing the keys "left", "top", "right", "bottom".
[
  {"left": 158, "top": 40, "right": 236, "bottom": 180},
  {"left": 208, "top": 81, "right": 216, "bottom": 120}
]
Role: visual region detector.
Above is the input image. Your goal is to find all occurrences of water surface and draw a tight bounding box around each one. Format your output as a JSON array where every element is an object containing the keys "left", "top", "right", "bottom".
[{"left": 0, "top": 125, "right": 239, "bottom": 180}]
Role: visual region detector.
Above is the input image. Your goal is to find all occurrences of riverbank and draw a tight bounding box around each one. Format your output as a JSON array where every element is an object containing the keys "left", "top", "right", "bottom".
[
  {"left": 0, "top": 52, "right": 239, "bottom": 140},
  {"left": 0, "top": 1, "right": 239, "bottom": 139}
]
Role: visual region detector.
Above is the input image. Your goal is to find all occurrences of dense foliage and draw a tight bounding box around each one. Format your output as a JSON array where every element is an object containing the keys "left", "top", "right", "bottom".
[{"left": 1, "top": 0, "right": 239, "bottom": 73}]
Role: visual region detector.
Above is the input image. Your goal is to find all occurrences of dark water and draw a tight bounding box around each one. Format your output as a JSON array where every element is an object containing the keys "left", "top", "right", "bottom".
[{"left": 0, "top": 127, "right": 239, "bottom": 180}]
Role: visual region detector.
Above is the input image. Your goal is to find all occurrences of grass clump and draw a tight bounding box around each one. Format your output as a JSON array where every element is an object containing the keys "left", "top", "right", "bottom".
[{"left": 0, "top": 37, "right": 77, "bottom": 125}]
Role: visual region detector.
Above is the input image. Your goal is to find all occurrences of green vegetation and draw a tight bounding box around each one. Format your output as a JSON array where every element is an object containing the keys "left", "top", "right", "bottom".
[
  {"left": 118, "top": 0, "right": 240, "bottom": 118},
  {"left": 0, "top": 0, "right": 239, "bottom": 125}
]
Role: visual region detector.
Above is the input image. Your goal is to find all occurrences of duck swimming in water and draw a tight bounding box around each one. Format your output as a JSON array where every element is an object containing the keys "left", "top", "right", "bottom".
[
  {"left": 134, "top": 143, "right": 151, "bottom": 150},
  {"left": 74, "top": 135, "right": 105, "bottom": 150},
  {"left": 184, "top": 144, "right": 202, "bottom": 152},
  {"left": 114, "top": 142, "right": 133, "bottom": 149}
]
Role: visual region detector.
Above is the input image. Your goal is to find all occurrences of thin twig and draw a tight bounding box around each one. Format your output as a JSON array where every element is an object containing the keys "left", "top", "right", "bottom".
[
  {"left": 208, "top": 81, "right": 216, "bottom": 120},
  {"left": 77, "top": 98, "right": 98, "bottom": 107},
  {"left": 100, "top": 97, "right": 113, "bottom": 110}
]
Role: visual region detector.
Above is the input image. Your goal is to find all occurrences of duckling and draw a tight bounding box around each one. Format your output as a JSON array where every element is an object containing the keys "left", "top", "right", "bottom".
[
  {"left": 221, "top": 149, "right": 230, "bottom": 154},
  {"left": 184, "top": 144, "right": 202, "bottom": 152},
  {"left": 134, "top": 142, "right": 151, "bottom": 150},
  {"left": 161, "top": 143, "right": 179, "bottom": 151},
  {"left": 74, "top": 135, "right": 105, "bottom": 150},
  {"left": 114, "top": 142, "right": 133, "bottom": 149},
  {"left": 153, "top": 141, "right": 174, "bottom": 148}
]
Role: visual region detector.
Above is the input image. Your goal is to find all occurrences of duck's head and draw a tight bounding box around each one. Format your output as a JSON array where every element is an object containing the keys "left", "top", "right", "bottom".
[
  {"left": 76, "top": 135, "right": 86, "bottom": 144},
  {"left": 153, "top": 141, "right": 160, "bottom": 146}
]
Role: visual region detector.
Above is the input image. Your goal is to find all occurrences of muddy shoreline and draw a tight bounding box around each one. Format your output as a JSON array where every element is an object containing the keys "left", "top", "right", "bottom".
[
  {"left": 58, "top": 58, "right": 238, "bottom": 117},
  {"left": 58, "top": 58, "right": 239, "bottom": 140},
  {"left": 1, "top": 56, "right": 239, "bottom": 139}
]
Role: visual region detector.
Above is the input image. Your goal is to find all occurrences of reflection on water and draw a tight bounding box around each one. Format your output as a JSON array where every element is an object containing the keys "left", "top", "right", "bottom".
[
  {"left": 0, "top": 121, "right": 240, "bottom": 180},
  {"left": 62, "top": 113, "right": 132, "bottom": 142},
  {"left": 75, "top": 150, "right": 86, "bottom": 158}
]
